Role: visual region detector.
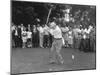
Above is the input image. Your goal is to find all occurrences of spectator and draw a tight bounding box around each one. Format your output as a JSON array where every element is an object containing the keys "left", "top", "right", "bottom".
[
  {"left": 17, "top": 25, "right": 22, "bottom": 48},
  {"left": 11, "top": 23, "right": 16, "bottom": 48},
  {"left": 32, "top": 25, "right": 39, "bottom": 47},
  {"left": 43, "top": 25, "right": 49, "bottom": 48},
  {"left": 68, "top": 27, "right": 73, "bottom": 48},
  {"left": 28, "top": 24, "right": 31, "bottom": 31},
  {"left": 27, "top": 29, "right": 32, "bottom": 48},
  {"left": 21, "top": 24, "right": 24, "bottom": 31},
  {"left": 79, "top": 27, "right": 90, "bottom": 52},
  {"left": 89, "top": 26, "right": 96, "bottom": 52},
  {"left": 14, "top": 26, "right": 19, "bottom": 48},
  {"left": 22, "top": 27, "right": 27, "bottom": 48},
  {"left": 73, "top": 25, "right": 81, "bottom": 49},
  {"left": 37, "top": 24, "right": 44, "bottom": 48}
]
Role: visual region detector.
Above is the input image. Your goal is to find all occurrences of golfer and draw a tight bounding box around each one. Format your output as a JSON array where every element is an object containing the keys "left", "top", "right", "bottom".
[{"left": 46, "top": 22, "right": 64, "bottom": 64}]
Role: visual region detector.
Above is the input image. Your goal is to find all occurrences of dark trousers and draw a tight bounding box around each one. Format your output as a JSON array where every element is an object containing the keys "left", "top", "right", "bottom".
[
  {"left": 43, "top": 35, "right": 49, "bottom": 48},
  {"left": 73, "top": 37, "right": 79, "bottom": 48},
  {"left": 14, "top": 36, "right": 19, "bottom": 48},
  {"left": 79, "top": 38, "right": 90, "bottom": 52},
  {"left": 18, "top": 37, "right": 22, "bottom": 48},
  {"left": 90, "top": 39, "right": 96, "bottom": 52},
  {"left": 32, "top": 34, "right": 39, "bottom": 47},
  {"left": 49, "top": 34, "right": 53, "bottom": 47},
  {"left": 14, "top": 36, "right": 22, "bottom": 48}
]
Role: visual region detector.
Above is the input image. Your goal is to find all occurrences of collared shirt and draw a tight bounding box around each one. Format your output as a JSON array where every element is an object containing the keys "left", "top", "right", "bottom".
[
  {"left": 32, "top": 28, "right": 37, "bottom": 33},
  {"left": 73, "top": 28, "right": 81, "bottom": 38},
  {"left": 11, "top": 26, "right": 16, "bottom": 31},
  {"left": 82, "top": 29, "right": 89, "bottom": 39},
  {"left": 60, "top": 27, "right": 69, "bottom": 32},
  {"left": 15, "top": 30, "right": 18, "bottom": 36},
  {"left": 73, "top": 28, "right": 78, "bottom": 38},
  {"left": 37, "top": 26, "right": 44, "bottom": 33},
  {"left": 50, "top": 26, "right": 62, "bottom": 39},
  {"left": 27, "top": 31, "right": 32, "bottom": 38},
  {"left": 43, "top": 26, "right": 49, "bottom": 35},
  {"left": 21, "top": 26, "right": 24, "bottom": 31},
  {"left": 22, "top": 31, "right": 27, "bottom": 37}
]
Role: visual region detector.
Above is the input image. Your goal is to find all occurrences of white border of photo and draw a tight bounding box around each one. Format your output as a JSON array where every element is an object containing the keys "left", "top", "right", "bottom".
[{"left": 0, "top": 0, "right": 99, "bottom": 75}]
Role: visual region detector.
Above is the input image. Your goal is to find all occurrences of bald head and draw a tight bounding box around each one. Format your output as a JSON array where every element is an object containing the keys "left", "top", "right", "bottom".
[{"left": 50, "top": 22, "right": 57, "bottom": 29}]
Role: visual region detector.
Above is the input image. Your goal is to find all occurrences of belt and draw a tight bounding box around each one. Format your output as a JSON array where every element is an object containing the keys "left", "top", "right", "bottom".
[{"left": 54, "top": 38, "right": 62, "bottom": 40}]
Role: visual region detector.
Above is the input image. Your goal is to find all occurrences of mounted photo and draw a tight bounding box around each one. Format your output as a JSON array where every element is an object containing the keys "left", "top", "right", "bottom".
[{"left": 11, "top": 0, "right": 96, "bottom": 74}]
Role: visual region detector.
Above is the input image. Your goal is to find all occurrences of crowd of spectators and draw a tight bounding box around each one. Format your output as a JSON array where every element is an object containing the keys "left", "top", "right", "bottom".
[{"left": 11, "top": 21, "right": 96, "bottom": 52}]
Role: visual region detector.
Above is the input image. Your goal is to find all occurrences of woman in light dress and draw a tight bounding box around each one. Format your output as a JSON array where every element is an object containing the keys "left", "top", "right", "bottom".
[
  {"left": 22, "top": 27, "right": 27, "bottom": 48},
  {"left": 68, "top": 27, "right": 73, "bottom": 48}
]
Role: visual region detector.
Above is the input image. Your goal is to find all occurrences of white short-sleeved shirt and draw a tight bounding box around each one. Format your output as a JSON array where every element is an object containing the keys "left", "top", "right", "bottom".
[
  {"left": 43, "top": 26, "right": 49, "bottom": 35},
  {"left": 21, "top": 26, "right": 24, "bottom": 31},
  {"left": 15, "top": 30, "right": 18, "bottom": 36},
  {"left": 11, "top": 26, "right": 16, "bottom": 31},
  {"left": 82, "top": 29, "right": 88, "bottom": 39},
  {"left": 73, "top": 28, "right": 81, "bottom": 37},
  {"left": 22, "top": 31, "right": 27, "bottom": 42},
  {"left": 38, "top": 26, "right": 44, "bottom": 33},
  {"left": 27, "top": 31, "right": 32, "bottom": 38},
  {"left": 22, "top": 31, "right": 27, "bottom": 38},
  {"left": 61, "top": 27, "right": 69, "bottom": 32}
]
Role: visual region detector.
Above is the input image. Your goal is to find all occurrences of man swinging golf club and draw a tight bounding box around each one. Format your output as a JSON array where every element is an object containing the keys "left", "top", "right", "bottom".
[{"left": 46, "top": 21, "right": 64, "bottom": 64}]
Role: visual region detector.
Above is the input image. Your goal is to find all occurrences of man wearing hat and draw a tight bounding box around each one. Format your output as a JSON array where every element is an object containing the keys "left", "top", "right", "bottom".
[{"left": 46, "top": 22, "right": 64, "bottom": 64}]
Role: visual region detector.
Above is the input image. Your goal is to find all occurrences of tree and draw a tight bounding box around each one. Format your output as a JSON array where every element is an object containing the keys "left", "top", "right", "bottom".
[{"left": 24, "top": 6, "right": 38, "bottom": 25}]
